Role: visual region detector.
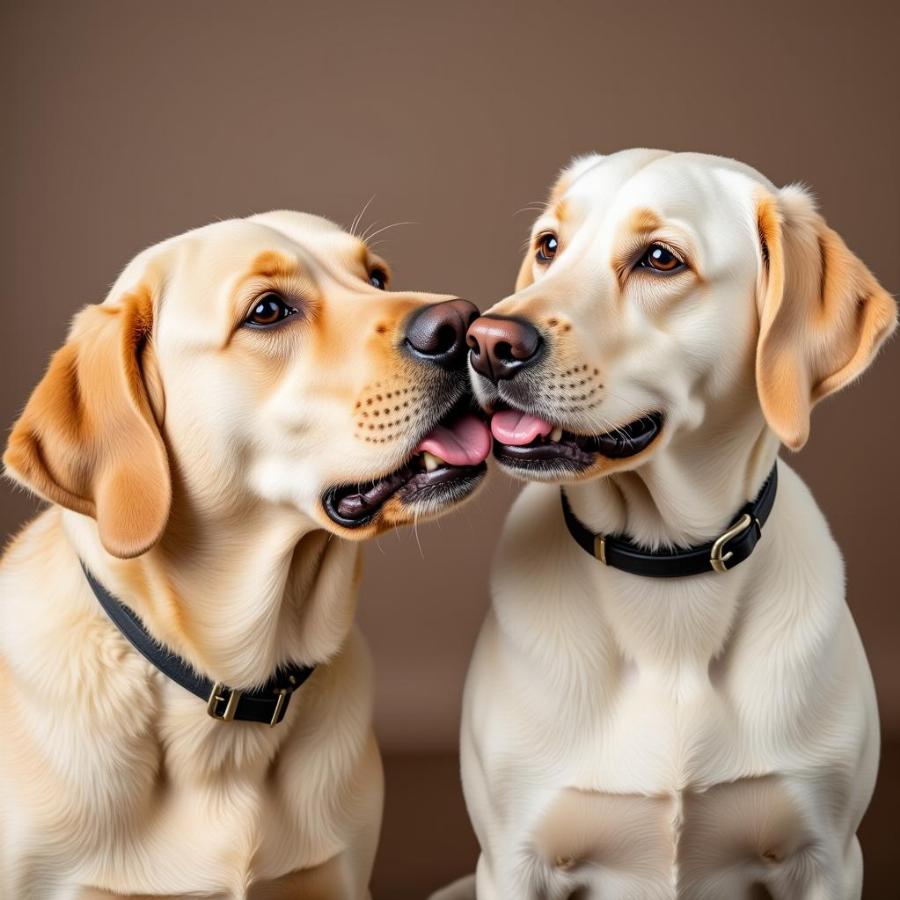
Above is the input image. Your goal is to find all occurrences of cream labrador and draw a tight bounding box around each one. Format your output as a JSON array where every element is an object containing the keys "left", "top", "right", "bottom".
[
  {"left": 0, "top": 211, "right": 492, "bottom": 898},
  {"left": 436, "top": 150, "right": 896, "bottom": 899}
]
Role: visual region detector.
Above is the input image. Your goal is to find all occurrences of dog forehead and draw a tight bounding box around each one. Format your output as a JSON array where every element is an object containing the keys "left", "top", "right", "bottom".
[
  {"left": 553, "top": 149, "right": 670, "bottom": 211},
  {"left": 112, "top": 213, "right": 358, "bottom": 301},
  {"left": 191, "top": 212, "right": 358, "bottom": 265},
  {"left": 559, "top": 151, "right": 769, "bottom": 237},
  {"left": 104, "top": 219, "right": 294, "bottom": 301},
  {"left": 248, "top": 209, "right": 349, "bottom": 247}
]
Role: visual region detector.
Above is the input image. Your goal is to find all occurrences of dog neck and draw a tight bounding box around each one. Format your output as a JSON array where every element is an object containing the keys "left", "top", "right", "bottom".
[
  {"left": 564, "top": 399, "right": 780, "bottom": 552},
  {"left": 549, "top": 401, "right": 782, "bottom": 672},
  {"left": 64, "top": 488, "right": 359, "bottom": 688}
]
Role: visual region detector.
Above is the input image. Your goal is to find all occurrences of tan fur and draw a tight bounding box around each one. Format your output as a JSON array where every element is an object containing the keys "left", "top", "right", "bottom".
[
  {"left": 626, "top": 207, "right": 664, "bottom": 234},
  {"left": 248, "top": 249, "right": 299, "bottom": 278},
  {"left": 552, "top": 198, "right": 569, "bottom": 225},
  {"left": 755, "top": 186, "right": 897, "bottom": 450},
  {"left": 1, "top": 211, "right": 475, "bottom": 898},
  {"left": 5, "top": 287, "right": 170, "bottom": 559}
]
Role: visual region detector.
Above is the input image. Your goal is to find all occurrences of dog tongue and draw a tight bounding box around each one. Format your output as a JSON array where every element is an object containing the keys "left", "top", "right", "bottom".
[
  {"left": 416, "top": 414, "right": 492, "bottom": 467},
  {"left": 491, "top": 410, "right": 554, "bottom": 446}
]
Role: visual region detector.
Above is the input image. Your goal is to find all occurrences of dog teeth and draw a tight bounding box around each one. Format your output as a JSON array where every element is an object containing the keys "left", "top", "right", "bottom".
[
  {"left": 422, "top": 452, "right": 443, "bottom": 472},
  {"left": 550, "top": 427, "right": 563, "bottom": 442}
]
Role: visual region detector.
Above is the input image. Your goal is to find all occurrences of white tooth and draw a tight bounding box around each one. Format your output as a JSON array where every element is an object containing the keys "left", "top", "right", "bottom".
[
  {"left": 423, "top": 452, "right": 443, "bottom": 472},
  {"left": 550, "top": 427, "right": 563, "bottom": 442}
]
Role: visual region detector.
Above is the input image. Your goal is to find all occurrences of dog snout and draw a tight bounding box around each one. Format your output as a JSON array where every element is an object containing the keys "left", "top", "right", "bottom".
[
  {"left": 404, "top": 299, "right": 479, "bottom": 370},
  {"left": 467, "top": 315, "right": 544, "bottom": 382}
]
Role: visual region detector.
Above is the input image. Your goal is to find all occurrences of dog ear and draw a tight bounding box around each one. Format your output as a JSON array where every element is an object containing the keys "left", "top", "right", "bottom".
[
  {"left": 3, "top": 286, "right": 171, "bottom": 558},
  {"left": 755, "top": 186, "right": 897, "bottom": 451}
]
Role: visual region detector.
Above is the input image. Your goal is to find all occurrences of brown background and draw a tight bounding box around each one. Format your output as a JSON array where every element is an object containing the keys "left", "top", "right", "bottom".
[{"left": 2, "top": 1, "right": 898, "bottom": 896}]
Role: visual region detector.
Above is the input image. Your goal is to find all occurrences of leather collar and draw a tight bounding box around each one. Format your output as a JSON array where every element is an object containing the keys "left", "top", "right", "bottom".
[
  {"left": 81, "top": 563, "right": 315, "bottom": 726},
  {"left": 561, "top": 464, "right": 778, "bottom": 578}
]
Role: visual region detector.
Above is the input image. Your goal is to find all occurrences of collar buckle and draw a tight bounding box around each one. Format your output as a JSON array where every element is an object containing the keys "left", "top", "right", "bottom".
[
  {"left": 269, "top": 688, "right": 289, "bottom": 727},
  {"left": 709, "top": 513, "right": 756, "bottom": 574},
  {"left": 560, "top": 464, "right": 777, "bottom": 579},
  {"left": 81, "top": 561, "right": 314, "bottom": 726},
  {"left": 206, "top": 681, "right": 243, "bottom": 721}
]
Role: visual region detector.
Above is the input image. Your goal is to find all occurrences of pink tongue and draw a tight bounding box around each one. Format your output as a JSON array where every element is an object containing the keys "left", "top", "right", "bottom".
[
  {"left": 415, "top": 414, "right": 492, "bottom": 467},
  {"left": 490, "top": 410, "right": 554, "bottom": 446}
]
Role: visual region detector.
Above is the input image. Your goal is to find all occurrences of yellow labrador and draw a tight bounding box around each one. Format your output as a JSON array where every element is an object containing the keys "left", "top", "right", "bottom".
[
  {"left": 0, "top": 211, "right": 491, "bottom": 898},
  {"left": 438, "top": 150, "right": 896, "bottom": 899}
]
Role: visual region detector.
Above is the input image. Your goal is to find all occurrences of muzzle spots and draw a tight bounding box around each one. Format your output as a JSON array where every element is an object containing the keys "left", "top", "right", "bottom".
[
  {"left": 537, "top": 317, "right": 605, "bottom": 414},
  {"left": 545, "top": 362, "right": 604, "bottom": 415},
  {"left": 354, "top": 378, "right": 426, "bottom": 445},
  {"left": 545, "top": 316, "right": 573, "bottom": 334},
  {"left": 326, "top": 367, "right": 489, "bottom": 531}
]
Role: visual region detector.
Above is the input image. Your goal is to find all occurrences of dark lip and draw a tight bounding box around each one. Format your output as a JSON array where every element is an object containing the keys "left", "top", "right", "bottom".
[
  {"left": 322, "top": 396, "right": 488, "bottom": 529},
  {"left": 493, "top": 411, "right": 664, "bottom": 473}
]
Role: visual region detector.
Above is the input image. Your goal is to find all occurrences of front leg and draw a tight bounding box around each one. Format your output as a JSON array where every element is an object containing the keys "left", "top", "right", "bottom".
[
  {"left": 245, "top": 850, "right": 367, "bottom": 899},
  {"left": 765, "top": 836, "right": 862, "bottom": 900}
]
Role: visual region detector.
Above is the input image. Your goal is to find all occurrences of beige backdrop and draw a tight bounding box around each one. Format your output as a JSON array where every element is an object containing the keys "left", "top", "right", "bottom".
[{"left": 2, "top": 0, "right": 898, "bottom": 757}]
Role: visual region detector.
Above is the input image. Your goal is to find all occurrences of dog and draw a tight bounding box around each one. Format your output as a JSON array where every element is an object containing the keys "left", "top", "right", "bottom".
[
  {"left": 435, "top": 150, "right": 896, "bottom": 899},
  {"left": 0, "top": 211, "right": 492, "bottom": 898}
]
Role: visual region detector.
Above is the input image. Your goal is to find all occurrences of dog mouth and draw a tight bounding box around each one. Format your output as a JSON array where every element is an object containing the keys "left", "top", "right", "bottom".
[
  {"left": 490, "top": 407, "right": 663, "bottom": 476},
  {"left": 323, "top": 399, "right": 491, "bottom": 529}
]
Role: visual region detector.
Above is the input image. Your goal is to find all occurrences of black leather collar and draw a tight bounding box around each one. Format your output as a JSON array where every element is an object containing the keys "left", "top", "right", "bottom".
[
  {"left": 561, "top": 464, "right": 778, "bottom": 578},
  {"left": 81, "top": 563, "right": 315, "bottom": 726}
]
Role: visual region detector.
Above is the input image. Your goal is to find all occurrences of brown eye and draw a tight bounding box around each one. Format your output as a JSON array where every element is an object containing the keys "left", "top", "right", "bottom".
[
  {"left": 368, "top": 268, "right": 387, "bottom": 290},
  {"left": 536, "top": 232, "right": 559, "bottom": 263},
  {"left": 245, "top": 292, "right": 297, "bottom": 328},
  {"left": 639, "top": 244, "right": 684, "bottom": 273}
]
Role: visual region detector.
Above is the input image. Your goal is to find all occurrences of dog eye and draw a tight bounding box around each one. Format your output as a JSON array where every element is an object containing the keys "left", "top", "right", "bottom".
[
  {"left": 245, "top": 292, "right": 297, "bottom": 328},
  {"left": 368, "top": 268, "right": 388, "bottom": 290},
  {"left": 639, "top": 244, "right": 685, "bottom": 273},
  {"left": 536, "top": 232, "right": 559, "bottom": 264}
]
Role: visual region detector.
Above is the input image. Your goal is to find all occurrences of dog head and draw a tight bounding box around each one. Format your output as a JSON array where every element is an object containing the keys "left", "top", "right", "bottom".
[
  {"left": 469, "top": 150, "right": 896, "bottom": 482},
  {"left": 4, "top": 212, "right": 491, "bottom": 557}
]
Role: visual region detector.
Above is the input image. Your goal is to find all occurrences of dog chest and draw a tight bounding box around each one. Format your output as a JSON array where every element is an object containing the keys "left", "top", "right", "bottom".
[{"left": 530, "top": 774, "right": 820, "bottom": 899}]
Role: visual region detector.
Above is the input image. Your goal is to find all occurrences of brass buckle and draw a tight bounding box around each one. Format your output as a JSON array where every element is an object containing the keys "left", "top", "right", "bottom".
[
  {"left": 206, "top": 681, "right": 243, "bottom": 721},
  {"left": 269, "top": 688, "right": 289, "bottom": 727},
  {"left": 593, "top": 534, "right": 607, "bottom": 565},
  {"left": 709, "top": 513, "right": 754, "bottom": 574}
]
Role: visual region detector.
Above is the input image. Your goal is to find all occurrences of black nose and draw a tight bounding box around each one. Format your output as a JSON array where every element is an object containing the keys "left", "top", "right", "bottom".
[
  {"left": 404, "top": 299, "right": 480, "bottom": 370},
  {"left": 467, "top": 315, "right": 544, "bottom": 382}
]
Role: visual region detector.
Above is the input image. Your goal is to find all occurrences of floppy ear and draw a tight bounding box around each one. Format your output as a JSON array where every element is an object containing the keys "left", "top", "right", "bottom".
[
  {"left": 3, "top": 287, "right": 171, "bottom": 558},
  {"left": 755, "top": 185, "right": 897, "bottom": 451}
]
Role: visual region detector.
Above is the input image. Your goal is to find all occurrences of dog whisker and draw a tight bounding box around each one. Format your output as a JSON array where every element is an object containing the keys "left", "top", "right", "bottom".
[
  {"left": 362, "top": 221, "right": 417, "bottom": 244},
  {"left": 348, "top": 194, "right": 376, "bottom": 238}
]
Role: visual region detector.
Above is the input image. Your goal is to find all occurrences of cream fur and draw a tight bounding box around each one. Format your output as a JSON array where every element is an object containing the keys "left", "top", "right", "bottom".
[
  {"left": 1, "top": 212, "right": 479, "bottom": 898},
  {"left": 436, "top": 150, "right": 896, "bottom": 899}
]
